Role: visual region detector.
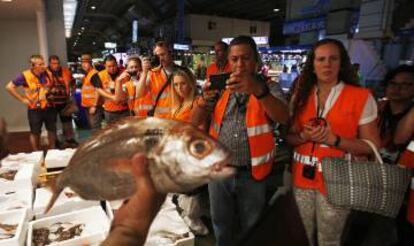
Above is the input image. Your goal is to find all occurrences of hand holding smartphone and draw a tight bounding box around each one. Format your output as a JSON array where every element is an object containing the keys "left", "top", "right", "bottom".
[{"left": 209, "top": 73, "right": 231, "bottom": 91}]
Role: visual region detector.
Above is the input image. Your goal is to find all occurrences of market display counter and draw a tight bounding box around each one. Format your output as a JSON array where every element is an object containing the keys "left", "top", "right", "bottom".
[{"left": 0, "top": 150, "right": 195, "bottom": 246}]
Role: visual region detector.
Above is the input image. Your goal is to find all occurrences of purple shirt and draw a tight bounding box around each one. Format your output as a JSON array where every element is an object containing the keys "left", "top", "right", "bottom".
[{"left": 12, "top": 71, "right": 48, "bottom": 87}]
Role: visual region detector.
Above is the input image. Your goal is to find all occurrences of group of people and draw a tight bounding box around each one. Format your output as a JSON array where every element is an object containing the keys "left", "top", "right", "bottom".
[
  {"left": 6, "top": 55, "right": 78, "bottom": 150},
  {"left": 4, "top": 35, "right": 414, "bottom": 245}
]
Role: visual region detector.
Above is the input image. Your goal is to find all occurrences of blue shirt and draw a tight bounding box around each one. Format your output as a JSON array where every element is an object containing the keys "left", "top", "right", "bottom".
[{"left": 13, "top": 71, "right": 48, "bottom": 87}]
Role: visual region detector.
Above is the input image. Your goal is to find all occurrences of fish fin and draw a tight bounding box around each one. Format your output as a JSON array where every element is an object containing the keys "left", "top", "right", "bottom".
[{"left": 44, "top": 177, "right": 63, "bottom": 214}]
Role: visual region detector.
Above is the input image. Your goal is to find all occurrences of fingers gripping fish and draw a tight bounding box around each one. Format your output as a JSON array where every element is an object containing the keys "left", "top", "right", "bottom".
[{"left": 45, "top": 117, "right": 234, "bottom": 213}]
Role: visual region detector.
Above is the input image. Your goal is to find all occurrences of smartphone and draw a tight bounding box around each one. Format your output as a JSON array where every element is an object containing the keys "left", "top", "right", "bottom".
[{"left": 209, "top": 73, "right": 230, "bottom": 90}]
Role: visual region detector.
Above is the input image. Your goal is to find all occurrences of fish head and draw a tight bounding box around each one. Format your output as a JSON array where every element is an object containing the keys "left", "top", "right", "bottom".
[{"left": 148, "top": 123, "right": 235, "bottom": 193}]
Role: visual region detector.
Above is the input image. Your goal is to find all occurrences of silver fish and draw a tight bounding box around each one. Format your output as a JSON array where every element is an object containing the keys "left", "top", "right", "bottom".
[{"left": 46, "top": 117, "right": 234, "bottom": 212}]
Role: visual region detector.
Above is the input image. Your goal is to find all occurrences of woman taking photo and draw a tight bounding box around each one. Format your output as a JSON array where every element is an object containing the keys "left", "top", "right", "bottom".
[{"left": 286, "top": 39, "right": 380, "bottom": 245}]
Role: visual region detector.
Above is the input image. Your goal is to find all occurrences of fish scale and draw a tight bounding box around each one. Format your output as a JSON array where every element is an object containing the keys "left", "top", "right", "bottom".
[{"left": 45, "top": 117, "right": 235, "bottom": 213}]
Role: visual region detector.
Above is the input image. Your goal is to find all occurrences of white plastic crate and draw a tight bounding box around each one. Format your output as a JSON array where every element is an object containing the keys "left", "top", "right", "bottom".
[
  {"left": 0, "top": 189, "right": 33, "bottom": 214},
  {"left": 28, "top": 206, "right": 110, "bottom": 246},
  {"left": 0, "top": 164, "right": 35, "bottom": 194},
  {"left": 0, "top": 208, "right": 29, "bottom": 246},
  {"left": 33, "top": 187, "right": 100, "bottom": 219},
  {"left": 44, "top": 149, "right": 76, "bottom": 169}
]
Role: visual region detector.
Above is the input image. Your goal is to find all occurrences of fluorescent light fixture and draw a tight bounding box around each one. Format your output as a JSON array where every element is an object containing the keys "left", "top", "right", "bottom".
[
  {"left": 1, "top": 0, "right": 13, "bottom": 3},
  {"left": 273, "top": 8, "right": 280, "bottom": 12},
  {"left": 63, "top": 0, "right": 77, "bottom": 38},
  {"left": 91, "top": 5, "right": 96, "bottom": 10}
]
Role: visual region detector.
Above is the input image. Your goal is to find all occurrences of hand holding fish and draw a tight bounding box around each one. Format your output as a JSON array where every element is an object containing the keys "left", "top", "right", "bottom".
[
  {"left": 45, "top": 118, "right": 234, "bottom": 213},
  {"left": 101, "top": 153, "right": 165, "bottom": 246}
]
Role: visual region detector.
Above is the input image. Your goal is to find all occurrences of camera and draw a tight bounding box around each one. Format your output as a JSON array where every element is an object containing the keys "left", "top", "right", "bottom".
[
  {"left": 149, "top": 55, "right": 160, "bottom": 67},
  {"left": 302, "top": 165, "right": 316, "bottom": 179},
  {"left": 127, "top": 70, "right": 138, "bottom": 77},
  {"left": 209, "top": 73, "right": 231, "bottom": 91}
]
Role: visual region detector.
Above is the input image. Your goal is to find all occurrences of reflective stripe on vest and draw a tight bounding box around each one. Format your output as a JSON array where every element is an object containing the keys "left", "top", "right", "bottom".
[
  {"left": 81, "top": 69, "right": 98, "bottom": 107},
  {"left": 209, "top": 90, "right": 274, "bottom": 180},
  {"left": 155, "top": 106, "right": 170, "bottom": 114},
  {"left": 99, "top": 70, "right": 128, "bottom": 112},
  {"left": 292, "top": 84, "right": 371, "bottom": 194}
]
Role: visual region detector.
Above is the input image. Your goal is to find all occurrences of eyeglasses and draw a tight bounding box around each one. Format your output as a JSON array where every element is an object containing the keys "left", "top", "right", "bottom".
[{"left": 387, "top": 81, "right": 414, "bottom": 90}]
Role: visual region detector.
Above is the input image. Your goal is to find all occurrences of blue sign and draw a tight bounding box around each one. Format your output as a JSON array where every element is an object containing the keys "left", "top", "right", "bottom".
[
  {"left": 301, "top": 0, "right": 330, "bottom": 16},
  {"left": 283, "top": 17, "right": 326, "bottom": 35}
]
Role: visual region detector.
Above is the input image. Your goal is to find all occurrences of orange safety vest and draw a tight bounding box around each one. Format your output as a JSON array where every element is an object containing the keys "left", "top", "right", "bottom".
[
  {"left": 206, "top": 62, "right": 231, "bottom": 79},
  {"left": 123, "top": 80, "right": 137, "bottom": 112},
  {"left": 209, "top": 90, "right": 275, "bottom": 180},
  {"left": 81, "top": 68, "right": 99, "bottom": 107},
  {"left": 169, "top": 102, "right": 194, "bottom": 123},
  {"left": 47, "top": 67, "right": 72, "bottom": 105},
  {"left": 22, "top": 70, "right": 53, "bottom": 109},
  {"left": 149, "top": 66, "right": 172, "bottom": 118},
  {"left": 292, "top": 84, "right": 371, "bottom": 194},
  {"left": 398, "top": 140, "right": 414, "bottom": 225},
  {"left": 98, "top": 70, "right": 128, "bottom": 112}
]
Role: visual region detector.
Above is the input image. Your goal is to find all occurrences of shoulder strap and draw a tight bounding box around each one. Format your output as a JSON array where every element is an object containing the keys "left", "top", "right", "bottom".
[{"left": 148, "top": 66, "right": 177, "bottom": 116}]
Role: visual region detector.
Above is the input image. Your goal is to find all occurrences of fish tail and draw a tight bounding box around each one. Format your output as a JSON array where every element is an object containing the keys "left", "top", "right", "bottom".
[{"left": 44, "top": 177, "right": 63, "bottom": 214}]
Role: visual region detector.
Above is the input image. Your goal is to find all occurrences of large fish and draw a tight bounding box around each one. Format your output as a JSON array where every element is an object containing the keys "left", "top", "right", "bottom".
[{"left": 45, "top": 117, "right": 234, "bottom": 212}]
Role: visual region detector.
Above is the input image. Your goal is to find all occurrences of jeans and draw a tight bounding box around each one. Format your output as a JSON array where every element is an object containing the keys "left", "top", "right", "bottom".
[
  {"left": 294, "top": 188, "right": 350, "bottom": 246},
  {"left": 209, "top": 169, "right": 267, "bottom": 246}
]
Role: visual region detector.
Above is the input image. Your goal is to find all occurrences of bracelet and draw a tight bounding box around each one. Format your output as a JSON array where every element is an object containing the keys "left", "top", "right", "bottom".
[{"left": 334, "top": 135, "right": 341, "bottom": 147}]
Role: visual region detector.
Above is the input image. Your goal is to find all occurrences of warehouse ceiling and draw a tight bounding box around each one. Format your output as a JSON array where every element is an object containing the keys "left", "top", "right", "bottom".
[{"left": 68, "top": 0, "right": 286, "bottom": 57}]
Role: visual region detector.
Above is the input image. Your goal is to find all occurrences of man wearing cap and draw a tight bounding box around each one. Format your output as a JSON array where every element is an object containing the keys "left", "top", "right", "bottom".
[
  {"left": 5, "top": 54, "right": 57, "bottom": 150},
  {"left": 80, "top": 54, "right": 102, "bottom": 130}
]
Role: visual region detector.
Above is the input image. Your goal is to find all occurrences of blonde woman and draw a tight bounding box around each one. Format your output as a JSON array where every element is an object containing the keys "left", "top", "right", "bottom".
[
  {"left": 169, "top": 67, "right": 197, "bottom": 122},
  {"left": 168, "top": 67, "right": 209, "bottom": 235}
]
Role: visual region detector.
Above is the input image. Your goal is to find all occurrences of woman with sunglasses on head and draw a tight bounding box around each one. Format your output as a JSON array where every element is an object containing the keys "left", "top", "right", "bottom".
[
  {"left": 167, "top": 67, "right": 209, "bottom": 236},
  {"left": 286, "top": 39, "right": 380, "bottom": 246}
]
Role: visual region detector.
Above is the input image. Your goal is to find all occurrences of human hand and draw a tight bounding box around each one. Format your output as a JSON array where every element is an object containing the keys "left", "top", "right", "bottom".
[
  {"left": 202, "top": 81, "right": 220, "bottom": 101},
  {"left": 89, "top": 106, "right": 96, "bottom": 115},
  {"left": 118, "top": 70, "right": 131, "bottom": 81},
  {"left": 301, "top": 121, "right": 336, "bottom": 145},
  {"left": 112, "top": 154, "right": 165, "bottom": 233},
  {"left": 141, "top": 58, "right": 151, "bottom": 73},
  {"left": 22, "top": 98, "right": 32, "bottom": 106},
  {"left": 225, "top": 70, "right": 263, "bottom": 95}
]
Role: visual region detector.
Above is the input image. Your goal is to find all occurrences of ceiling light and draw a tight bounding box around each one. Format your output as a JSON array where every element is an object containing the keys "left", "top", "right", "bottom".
[
  {"left": 81, "top": 27, "right": 85, "bottom": 30},
  {"left": 90, "top": 5, "right": 96, "bottom": 10},
  {"left": 77, "top": 32, "right": 81, "bottom": 35},
  {"left": 92, "top": 42, "right": 96, "bottom": 45},
  {"left": 273, "top": 8, "right": 280, "bottom": 12},
  {"left": 63, "top": 0, "right": 78, "bottom": 38},
  {"left": 1, "top": 0, "right": 13, "bottom": 3}
]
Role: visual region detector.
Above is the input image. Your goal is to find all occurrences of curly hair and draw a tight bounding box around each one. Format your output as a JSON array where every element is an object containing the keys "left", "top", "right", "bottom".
[{"left": 290, "top": 39, "right": 359, "bottom": 121}]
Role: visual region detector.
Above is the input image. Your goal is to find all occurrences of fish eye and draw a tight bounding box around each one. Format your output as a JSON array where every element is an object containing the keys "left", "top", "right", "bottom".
[{"left": 189, "top": 139, "right": 212, "bottom": 159}]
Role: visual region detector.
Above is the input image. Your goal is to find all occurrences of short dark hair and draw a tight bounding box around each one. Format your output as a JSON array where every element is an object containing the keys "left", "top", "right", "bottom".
[
  {"left": 215, "top": 41, "right": 228, "bottom": 51},
  {"left": 382, "top": 64, "right": 414, "bottom": 87},
  {"left": 48, "top": 55, "right": 60, "bottom": 62},
  {"left": 154, "top": 40, "right": 170, "bottom": 50},
  {"left": 104, "top": 54, "right": 117, "bottom": 64},
  {"left": 229, "top": 35, "right": 259, "bottom": 62}
]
